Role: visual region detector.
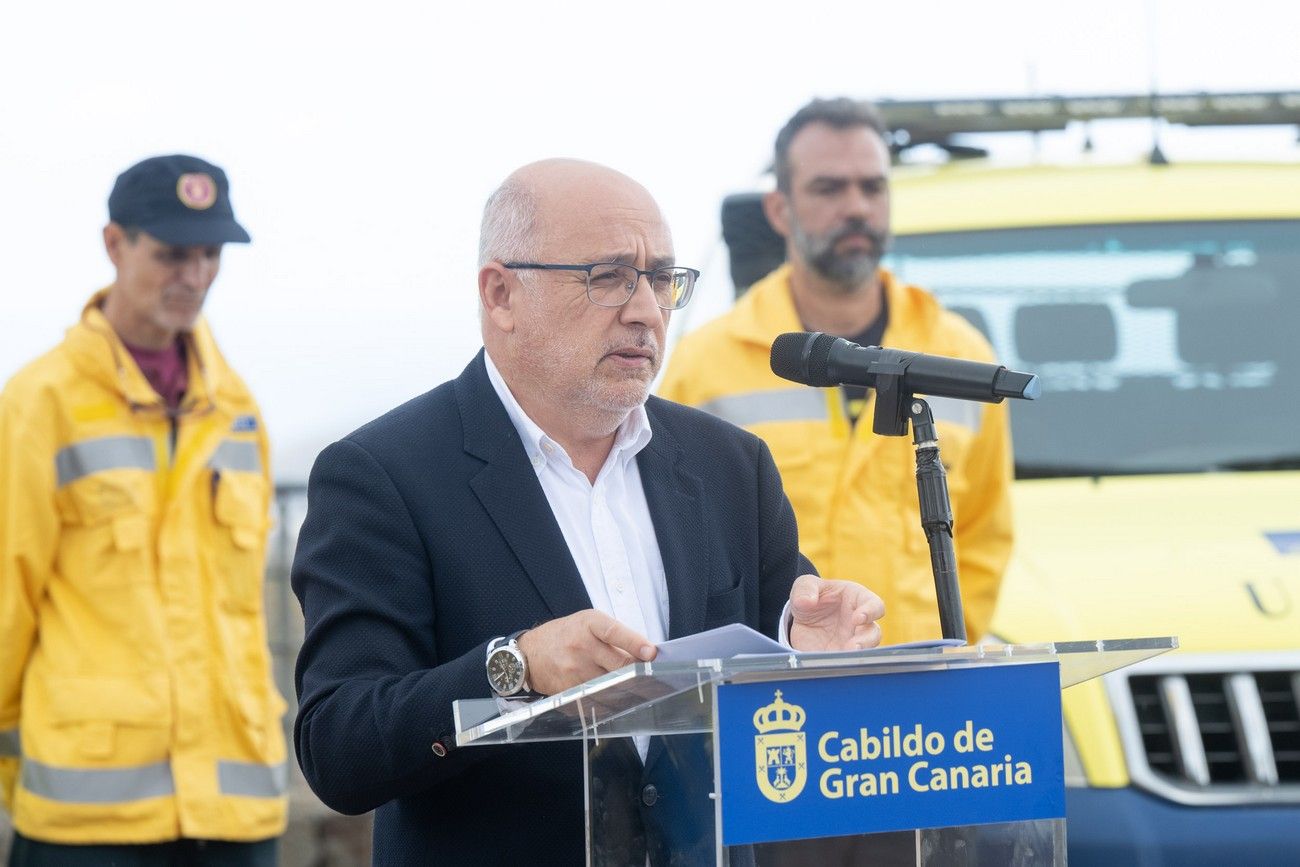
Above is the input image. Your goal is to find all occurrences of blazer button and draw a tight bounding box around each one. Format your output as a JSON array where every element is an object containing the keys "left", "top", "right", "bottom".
[
  {"left": 432, "top": 741, "right": 449, "bottom": 757},
  {"left": 640, "top": 784, "right": 659, "bottom": 807}
]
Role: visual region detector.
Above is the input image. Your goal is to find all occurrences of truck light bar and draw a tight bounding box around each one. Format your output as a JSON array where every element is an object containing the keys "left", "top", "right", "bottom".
[{"left": 879, "top": 91, "right": 1300, "bottom": 145}]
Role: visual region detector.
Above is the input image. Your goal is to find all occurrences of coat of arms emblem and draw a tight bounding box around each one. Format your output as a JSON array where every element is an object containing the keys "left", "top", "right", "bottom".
[{"left": 754, "top": 690, "right": 807, "bottom": 803}]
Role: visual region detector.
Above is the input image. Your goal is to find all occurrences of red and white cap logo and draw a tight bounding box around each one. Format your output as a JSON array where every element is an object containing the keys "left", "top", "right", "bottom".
[{"left": 176, "top": 173, "right": 217, "bottom": 210}]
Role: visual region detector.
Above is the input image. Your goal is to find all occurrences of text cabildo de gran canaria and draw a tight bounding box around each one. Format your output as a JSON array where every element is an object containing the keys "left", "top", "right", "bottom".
[{"left": 817, "top": 720, "right": 1034, "bottom": 799}]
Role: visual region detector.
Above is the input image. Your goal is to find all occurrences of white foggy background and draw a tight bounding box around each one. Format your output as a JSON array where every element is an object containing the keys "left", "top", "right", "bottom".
[{"left": 3, "top": 0, "right": 1297, "bottom": 480}]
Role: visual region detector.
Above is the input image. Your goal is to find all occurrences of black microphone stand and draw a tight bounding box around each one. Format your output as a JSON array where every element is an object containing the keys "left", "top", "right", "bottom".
[{"left": 868, "top": 350, "right": 967, "bottom": 643}]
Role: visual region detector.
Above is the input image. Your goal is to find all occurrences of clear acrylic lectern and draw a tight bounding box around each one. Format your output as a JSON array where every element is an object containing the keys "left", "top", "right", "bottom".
[{"left": 454, "top": 637, "right": 1175, "bottom": 866}]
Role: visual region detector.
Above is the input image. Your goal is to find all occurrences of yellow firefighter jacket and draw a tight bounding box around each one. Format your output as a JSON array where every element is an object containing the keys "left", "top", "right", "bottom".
[
  {"left": 659, "top": 265, "right": 1014, "bottom": 643},
  {"left": 0, "top": 292, "right": 288, "bottom": 844}
]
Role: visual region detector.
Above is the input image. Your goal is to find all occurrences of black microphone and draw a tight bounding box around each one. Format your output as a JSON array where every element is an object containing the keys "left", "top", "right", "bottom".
[{"left": 770, "top": 331, "right": 1040, "bottom": 402}]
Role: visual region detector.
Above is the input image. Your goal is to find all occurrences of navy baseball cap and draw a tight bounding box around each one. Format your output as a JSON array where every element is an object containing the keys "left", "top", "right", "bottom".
[{"left": 108, "top": 154, "right": 251, "bottom": 245}]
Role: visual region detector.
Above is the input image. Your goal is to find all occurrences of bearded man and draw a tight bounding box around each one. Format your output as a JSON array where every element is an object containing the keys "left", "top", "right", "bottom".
[{"left": 660, "top": 97, "right": 1015, "bottom": 647}]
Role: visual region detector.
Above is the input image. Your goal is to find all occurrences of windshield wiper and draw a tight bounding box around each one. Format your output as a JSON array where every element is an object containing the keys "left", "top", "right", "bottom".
[
  {"left": 1016, "top": 456, "right": 1300, "bottom": 478},
  {"left": 1015, "top": 464, "right": 1114, "bottom": 480},
  {"left": 1216, "top": 455, "right": 1300, "bottom": 472}
]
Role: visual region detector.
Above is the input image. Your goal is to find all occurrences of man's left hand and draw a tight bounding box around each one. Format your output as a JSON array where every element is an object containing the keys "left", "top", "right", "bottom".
[{"left": 788, "top": 574, "right": 885, "bottom": 652}]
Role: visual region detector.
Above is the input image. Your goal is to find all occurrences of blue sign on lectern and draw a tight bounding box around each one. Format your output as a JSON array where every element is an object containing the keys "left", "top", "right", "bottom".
[{"left": 716, "top": 662, "right": 1065, "bottom": 846}]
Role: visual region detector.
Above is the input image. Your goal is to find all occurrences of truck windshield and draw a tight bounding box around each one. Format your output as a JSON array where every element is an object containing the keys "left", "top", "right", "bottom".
[{"left": 886, "top": 220, "right": 1300, "bottom": 478}]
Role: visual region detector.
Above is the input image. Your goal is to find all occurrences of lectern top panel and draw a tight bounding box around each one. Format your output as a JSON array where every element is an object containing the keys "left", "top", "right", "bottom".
[{"left": 453, "top": 637, "right": 1176, "bottom": 746}]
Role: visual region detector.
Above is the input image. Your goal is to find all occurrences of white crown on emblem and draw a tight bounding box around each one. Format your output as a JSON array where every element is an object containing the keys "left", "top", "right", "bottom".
[{"left": 753, "top": 690, "right": 806, "bottom": 734}]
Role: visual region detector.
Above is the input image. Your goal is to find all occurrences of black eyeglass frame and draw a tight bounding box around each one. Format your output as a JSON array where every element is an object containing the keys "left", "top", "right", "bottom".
[{"left": 502, "top": 261, "right": 700, "bottom": 310}]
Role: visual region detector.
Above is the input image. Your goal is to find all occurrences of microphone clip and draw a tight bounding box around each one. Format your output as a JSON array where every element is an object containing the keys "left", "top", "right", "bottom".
[{"left": 867, "top": 348, "right": 916, "bottom": 438}]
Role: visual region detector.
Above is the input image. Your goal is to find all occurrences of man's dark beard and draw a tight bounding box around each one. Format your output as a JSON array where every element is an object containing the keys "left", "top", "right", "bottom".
[{"left": 796, "top": 219, "right": 891, "bottom": 289}]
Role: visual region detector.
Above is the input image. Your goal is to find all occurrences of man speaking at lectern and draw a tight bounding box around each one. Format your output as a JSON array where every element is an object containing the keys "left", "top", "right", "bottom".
[{"left": 291, "top": 159, "right": 884, "bottom": 865}]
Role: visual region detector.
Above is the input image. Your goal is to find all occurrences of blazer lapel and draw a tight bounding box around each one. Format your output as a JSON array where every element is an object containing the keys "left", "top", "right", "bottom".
[
  {"left": 638, "top": 404, "right": 712, "bottom": 779},
  {"left": 458, "top": 352, "right": 592, "bottom": 619},
  {"left": 458, "top": 364, "right": 709, "bottom": 779},
  {"left": 637, "top": 402, "right": 709, "bottom": 641}
]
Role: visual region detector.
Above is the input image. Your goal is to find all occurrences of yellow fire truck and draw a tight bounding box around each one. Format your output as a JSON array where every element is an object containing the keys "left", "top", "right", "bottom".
[{"left": 712, "top": 91, "right": 1300, "bottom": 864}]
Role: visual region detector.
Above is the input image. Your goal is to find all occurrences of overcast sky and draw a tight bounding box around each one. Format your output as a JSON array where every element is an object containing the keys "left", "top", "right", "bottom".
[{"left": 3, "top": 0, "right": 1297, "bottom": 480}]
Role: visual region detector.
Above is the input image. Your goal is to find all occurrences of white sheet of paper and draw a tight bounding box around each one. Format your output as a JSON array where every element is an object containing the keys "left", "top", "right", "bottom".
[
  {"left": 653, "top": 624, "right": 965, "bottom": 664},
  {"left": 653, "top": 623, "right": 785, "bottom": 663}
]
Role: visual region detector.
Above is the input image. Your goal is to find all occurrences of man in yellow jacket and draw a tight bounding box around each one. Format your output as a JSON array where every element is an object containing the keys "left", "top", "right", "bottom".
[
  {"left": 660, "top": 98, "right": 1014, "bottom": 645},
  {"left": 0, "top": 155, "right": 287, "bottom": 864}
]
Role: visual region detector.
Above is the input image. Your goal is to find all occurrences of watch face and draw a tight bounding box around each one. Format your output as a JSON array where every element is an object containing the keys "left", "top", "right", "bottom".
[{"left": 488, "top": 647, "right": 525, "bottom": 695}]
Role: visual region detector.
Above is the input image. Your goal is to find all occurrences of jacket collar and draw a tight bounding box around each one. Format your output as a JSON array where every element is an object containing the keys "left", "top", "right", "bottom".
[
  {"left": 457, "top": 351, "right": 593, "bottom": 619},
  {"left": 638, "top": 398, "right": 709, "bottom": 641},
  {"left": 637, "top": 397, "right": 711, "bottom": 778},
  {"left": 66, "top": 289, "right": 224, "bottom": 418},
  {"left": 726, "top": 264, "right": 804, "bottom": 347},
  {"left": 457, "top": 351, "right": 712, "bottom": 777},
  {"left": 481, "top": 350, "right": 653, "bottom": 473},
  {"left": 456, "top": 351, "right": 708, "bottom": 640},
  {"left": 728, "top": 263, "right": 942, "bottom": 349}
]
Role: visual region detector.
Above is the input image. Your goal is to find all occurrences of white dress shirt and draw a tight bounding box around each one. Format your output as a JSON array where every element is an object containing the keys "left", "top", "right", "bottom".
[
  {"left": 485, "top": 353, "right": 670, "bottom": 757},
  {"left": 484, "top": 354, "right": 797, "bottom": 761}
]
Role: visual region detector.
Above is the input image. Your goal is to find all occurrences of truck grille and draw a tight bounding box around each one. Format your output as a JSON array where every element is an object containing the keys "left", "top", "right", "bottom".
[{"left": 1107, "top": 654, "right": 1300, "bottom": 805}]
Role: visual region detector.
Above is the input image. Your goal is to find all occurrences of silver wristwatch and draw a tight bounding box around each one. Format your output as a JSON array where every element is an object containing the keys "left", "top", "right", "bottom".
[{"left": 486, "top": 630, "right": 532, "bottom": 697}]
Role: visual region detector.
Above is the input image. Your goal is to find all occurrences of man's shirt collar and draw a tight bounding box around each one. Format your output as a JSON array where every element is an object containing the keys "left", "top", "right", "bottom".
[{"left": 483, "top": 350, "right": 652, "bottom": 472}]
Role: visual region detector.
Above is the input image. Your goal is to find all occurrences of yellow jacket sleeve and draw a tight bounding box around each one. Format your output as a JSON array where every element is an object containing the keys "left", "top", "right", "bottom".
[{"left": 0, "top": 381, "right": 60, "bottom": 812}]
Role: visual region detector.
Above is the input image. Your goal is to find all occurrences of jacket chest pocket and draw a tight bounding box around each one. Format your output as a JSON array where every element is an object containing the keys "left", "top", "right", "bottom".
[
  {"left": 211, "top": 470, "right": 269, "bottom": 614},
  {"left": 56, "top": 473, "right": 156, "bottom": 589},
  {"left": 701, "top": 582, "right": 747, "bottom": 631}
]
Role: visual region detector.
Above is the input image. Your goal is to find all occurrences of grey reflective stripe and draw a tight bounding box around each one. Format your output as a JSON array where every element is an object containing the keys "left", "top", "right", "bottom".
[
  {"left": 927, "top": 396, "right": 982, "bottom": 432},
  {"left": 0, "top": 728, "right": 19, "bottom": 757},
  {"left": 208, "top": 440, "right": 261, "bottom": 473},
  {"left": 21, "top": 758, "right": 174, "bottom": 803},
  {"left": 697, "top": 388, "right": 828, "bottom": 428},
  {"left": 218, "top": 760, "right": 287, "bottom": 798},
  {"left": 55, "top": 436, "right": 155, "bottom": 487}
]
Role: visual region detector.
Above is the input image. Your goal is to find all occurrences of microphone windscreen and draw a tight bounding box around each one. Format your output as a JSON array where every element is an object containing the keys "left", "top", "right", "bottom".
[
  {"left": 770, "top": 332, "right": 813, "bottom": 383},
  {"left": 770, "top": 331, "right": 839, "bottom": 387},
  {"left": 803, "top": 332, "right": 840, "bottom": 387}
]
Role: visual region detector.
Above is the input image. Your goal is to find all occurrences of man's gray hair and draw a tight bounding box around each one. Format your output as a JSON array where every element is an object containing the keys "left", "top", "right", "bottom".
[{"left": 478, "top": 179, "right": 540, "bottom": 267}]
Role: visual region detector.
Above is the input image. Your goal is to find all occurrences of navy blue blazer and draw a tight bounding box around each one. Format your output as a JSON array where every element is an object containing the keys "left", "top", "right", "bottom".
[{"left": 292, "top": 352, "right": 811, "bottom": 865}]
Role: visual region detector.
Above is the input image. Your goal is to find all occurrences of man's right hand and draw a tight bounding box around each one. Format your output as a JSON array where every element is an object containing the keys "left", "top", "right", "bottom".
[{"left": 516, "top": 610, "right": 657, "bottom": 696}]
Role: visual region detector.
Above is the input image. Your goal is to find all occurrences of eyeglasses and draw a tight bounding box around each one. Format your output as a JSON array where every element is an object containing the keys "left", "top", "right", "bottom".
[{"left": 503, "top": 262, "right": 699, "bottom": 310}]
